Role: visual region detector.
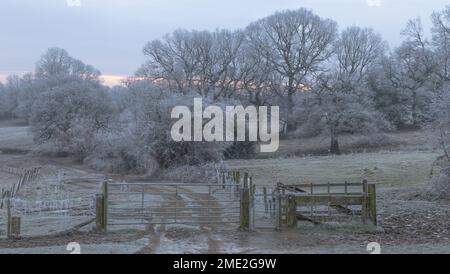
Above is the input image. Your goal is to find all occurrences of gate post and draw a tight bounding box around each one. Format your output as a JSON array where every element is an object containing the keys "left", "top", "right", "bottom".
[
  {"left": 367, "top": 183, "right": 377, "bottom": 226},
  {"left": 10, "top": 217, "right": 21, "bottom": 238},
  {"left": 96, "top": 181, "right": 108, "bottom": 232},
  {"left": 240, "top": 184, "right": 250, "bottom": 231},
  {"left": 286, "top": 195, "right": 297, "bottom": 228},
  {"left": 274, "top": 184, "right": 283, "bottom": 231},
  {"left": 362, "top": 180, "right": 368, "bottom": 224},
  {"left": 95, "top": 194, "right": 106, "bottom": 232},
  {"left": 249, "top": 177, "right": 255, "bottom": 231},
  {"left": 263, "top": 187, "right": 268, "bottom": 214}
]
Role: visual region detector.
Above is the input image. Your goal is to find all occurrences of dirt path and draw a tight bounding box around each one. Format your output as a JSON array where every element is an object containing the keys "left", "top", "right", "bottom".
[{"left": 135, "top": 184, "right": 239, "bottom": 254}]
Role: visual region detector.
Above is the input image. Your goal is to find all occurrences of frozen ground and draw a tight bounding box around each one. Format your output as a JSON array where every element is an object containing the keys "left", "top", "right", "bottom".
[
  {"left": 0, "top": 120, "right": 449, "bottom": 254},
  {"left": 227, "top": 151, "right": 441, "bottom": 188}
]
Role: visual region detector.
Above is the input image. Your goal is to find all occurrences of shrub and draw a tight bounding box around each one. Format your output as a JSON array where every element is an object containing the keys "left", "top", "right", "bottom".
[
  {"left": 223, "top": 141, "right": 257, "bottom": 159},
  {"left": 429, "top": 168, "right": 450, "bottom": 200}
]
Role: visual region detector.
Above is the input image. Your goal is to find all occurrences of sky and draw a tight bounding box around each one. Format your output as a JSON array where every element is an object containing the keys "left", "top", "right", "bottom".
[{"left": 0, "top": 0, "right": 449, "bottom": 86}]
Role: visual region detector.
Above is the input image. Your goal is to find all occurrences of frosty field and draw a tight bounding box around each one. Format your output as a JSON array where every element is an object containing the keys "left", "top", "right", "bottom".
[
  {"left": 227, "top": 151, "right": 441, "bottom": 188},
  {"left": 0, "top": 121, "right": 449, "bottom": 254}
]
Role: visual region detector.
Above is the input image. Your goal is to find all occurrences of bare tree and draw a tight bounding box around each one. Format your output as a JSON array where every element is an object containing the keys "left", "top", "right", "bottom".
[
  {"left": 246, "top": 8, "right": 337, "bottom": 130},
  {"left": 229, "top": 34, "right": 279, "bottom": 106},
  {"left": 35, "top": 48, "right": 101, "bottom": 82},
  {"left": 299, "top": 26, "right": 388, "bottom": 154},
  {"left": 139, "top": 29, "right": 244, "bottom": 100},
  {"left": 335, "top": 27, "right": 387, "bottom": 81},
  {"left": 0, "top": 76, "right": 20, "bottom": 118},
  {"left": 381, "top": 19, "right": 438, "bottom": 127},
  {"left": 432, "top": 7, "right": 450, "bottom": 83}
]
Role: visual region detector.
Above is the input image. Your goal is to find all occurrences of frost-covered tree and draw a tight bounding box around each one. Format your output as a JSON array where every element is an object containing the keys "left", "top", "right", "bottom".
[
  {"left": 27, "top": 48, "right": 115, "bottom": 160},
  {"left": 0, "top": 82, "right": 7, "bottom": 117},
  {"left": 432, "top": 6, "right": 450, "bottom": 84},
  {"left": 380, "top": 19, "right": 438, "bottom": 128},
  {"left": 247, "top": 8, "right": 337, "bottom": 130},
  {"left": 431, "top": 6, "right": 450, "bottom": 122},
  {"left": 30, "top": 80, "right": 114, "bottom": 160},
  {"left": 229, "top": 33, "right": 280, "bottom": 107},
  {"left": 298, "top": 27, "right": 390, "bottom": 154},
  {"left": 102, "top": 80, "right": 225, "bottom": 170},
  {"left": 0, "top": 76, "right": 19, "bottom": 118},
  {"left": 35, "top": 47, "right": 100, "bottom": 83},
  {"left": 138, "top": 29, "right": 244, "bottom": 100}
]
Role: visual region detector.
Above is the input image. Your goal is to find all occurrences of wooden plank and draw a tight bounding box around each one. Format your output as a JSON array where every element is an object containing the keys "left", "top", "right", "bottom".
[
  {"left": 294, "top": 195, "right": 364, "bottom": 206},
  {"left": 283, "top": 183, "right": 363, "bottom": 188}
]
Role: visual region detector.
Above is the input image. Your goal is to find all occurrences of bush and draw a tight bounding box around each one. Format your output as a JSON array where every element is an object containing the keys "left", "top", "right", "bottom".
[
  {"left": 223, "top": 141, "right": 257, "bottom": 159},
  {"left": 157, "top": 163, "right": 219, "bottom": 184},
  {"left": 429, "top": 168, "right": 450, "bottom": 200},
  {"left": 153, "top": 139, "right": 225, "bottom": 168},
  {"left": 348, "top": 133, "right": 403, "bottom": 151}
]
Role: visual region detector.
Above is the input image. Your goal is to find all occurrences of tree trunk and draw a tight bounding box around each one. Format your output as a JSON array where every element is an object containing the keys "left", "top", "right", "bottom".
[
  {"left": 330, "top": 135, "right": 341, "bottom": 155},
  {"left": 411, "top": 91, "right": 418, "bottom": 127},
  {"left": 286, "top": 92, "right": 296, "bottom": 131}
]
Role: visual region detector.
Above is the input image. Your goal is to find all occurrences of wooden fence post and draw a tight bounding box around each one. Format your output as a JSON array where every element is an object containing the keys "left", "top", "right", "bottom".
[
  {"left": 274, "top": 185, "right": 282, "bottom": 231},
  {"left": 367, "top": 183, "right": 377, "bottom": 226},
  {"left": 235, "top": 172, "right": 241, "bottom": 197},
  {"left": 10, "top": 217, "right": 21, "bottom": 238},
  {"left": 362, "top": 180, "right": 368, "bottom": 224},
  {"left": 222, "top": 172, "right": 226, "bottom": 190},
  {"left": 243, "top": 173, "right": 249, "bottom": 188},
  {"left": 102, "top": 181, "right": 108, "bottom": 232},
  {"left": 240, "top": 185, "right": 250, "bottom": 231},
  {"left": 250, "top": 177, "right": 256, "bottom": 230},
  {"left": 263, "top": 187, "right": 268, "bottom": 214},
  {"left": 95, "top": 181, "right": 108, "bottom": 232},
  {"left": 95, "top": 194, "right": 106, "bottom": 232},
  {"left": 6, "top": 191, "right": 11, "bottom": 238}
]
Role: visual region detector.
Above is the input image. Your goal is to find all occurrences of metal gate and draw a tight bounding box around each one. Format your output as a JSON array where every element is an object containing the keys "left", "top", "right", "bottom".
[
  {"left": 251, "top": 186, "right": 278, "bottom": 229},
  {"left": 105, "top": 181, "right": 242, "bottom": 227}
]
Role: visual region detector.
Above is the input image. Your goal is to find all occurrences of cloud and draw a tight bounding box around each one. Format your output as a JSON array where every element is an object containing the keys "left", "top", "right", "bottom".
[
  {"left": 100, "top": 74, "right": 126, "bottom": 87},
  {"left": 0, "top": 74, "right": 8, "bottom": 84},
  {"left": 366, "top": 0, "right": 382, "bottom": 8},
  {"left": 66, "top": 0, "right": 81, "bottom": 8},
  {"left": 0, "top": 73, "right": 126, "bottom": 87}
]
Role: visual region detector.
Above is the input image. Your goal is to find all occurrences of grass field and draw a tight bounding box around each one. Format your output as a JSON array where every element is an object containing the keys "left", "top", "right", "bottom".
[{"left": 227, "top": 151, "right": 441, "bottom": 189}]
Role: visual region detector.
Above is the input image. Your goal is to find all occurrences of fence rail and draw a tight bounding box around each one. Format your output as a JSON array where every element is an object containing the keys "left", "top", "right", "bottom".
[
  {"left": 0, "top": 166, "right": 41, "bottom": 208},
  {"left": 0, "top": 167, "right": 97, "bottom": 239}
]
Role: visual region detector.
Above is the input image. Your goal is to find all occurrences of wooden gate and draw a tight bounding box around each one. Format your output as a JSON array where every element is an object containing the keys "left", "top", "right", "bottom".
[{"left": 274, "top": 180, "right": 377, "bottom": 228}]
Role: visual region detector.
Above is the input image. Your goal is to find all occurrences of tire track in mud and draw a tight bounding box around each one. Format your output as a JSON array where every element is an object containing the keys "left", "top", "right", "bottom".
[{"left": 136, "top": 185, "right": 239, "bottom": 254}]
